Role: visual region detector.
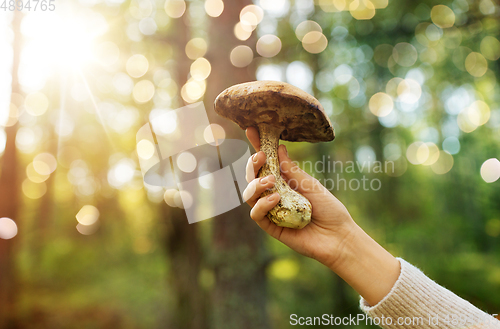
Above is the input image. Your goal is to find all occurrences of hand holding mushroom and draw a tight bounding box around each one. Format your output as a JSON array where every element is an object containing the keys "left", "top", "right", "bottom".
[
  {"left": 215, "top": 81, "right": 400, "bottom": 307},
  {"left": 243, "top": 126, "right": 357, "bottom": 267},
  {"left": 243, "top": 127, "right": 400, "bottom": 307},
  {"left": 215, "top": 80, "right": 354, "bottom": 264}
]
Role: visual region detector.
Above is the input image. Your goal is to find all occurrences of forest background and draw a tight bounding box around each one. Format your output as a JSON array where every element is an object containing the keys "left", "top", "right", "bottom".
[{"left": 0, "top": 0, "right": 499, "bottom": 328}]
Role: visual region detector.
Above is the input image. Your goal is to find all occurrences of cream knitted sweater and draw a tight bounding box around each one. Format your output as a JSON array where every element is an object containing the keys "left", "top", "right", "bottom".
[{"left": 360, "top": 259, "right": 500, "bottom": 329}]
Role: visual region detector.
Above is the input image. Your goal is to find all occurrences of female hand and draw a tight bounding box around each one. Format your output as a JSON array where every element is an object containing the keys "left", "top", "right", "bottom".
[
  {"left": 243, "top": 127, "right": 356, "bottom": 270},
  {"left": 243, "top": 127, "right": 400, "bottom": 306}
]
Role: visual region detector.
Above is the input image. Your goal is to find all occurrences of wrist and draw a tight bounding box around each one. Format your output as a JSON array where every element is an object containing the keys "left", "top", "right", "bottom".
[
  {"left": 307, "top": 215, "right": 358, "bottom": 271},
  {"left": 325, "top": 223, "right": 401, "bottom": 306},
  {"left": 322, "top": 221, "right": 363, "bottom": 272}
]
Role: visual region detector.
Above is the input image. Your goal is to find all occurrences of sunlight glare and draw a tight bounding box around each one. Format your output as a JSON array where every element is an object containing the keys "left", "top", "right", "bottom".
[{"left": 21, "top": 12, "right": 102, "bottom": 72}]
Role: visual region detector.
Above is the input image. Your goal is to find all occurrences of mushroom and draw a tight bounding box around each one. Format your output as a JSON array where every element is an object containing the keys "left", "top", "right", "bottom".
[{"left": 214, "top": 80, "right": 334, "bottom": 229}]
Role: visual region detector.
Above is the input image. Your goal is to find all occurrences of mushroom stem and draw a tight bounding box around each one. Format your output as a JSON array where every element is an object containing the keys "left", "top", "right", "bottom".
[{"left": 257, "top": 124, "right": 312, "bottom": 229}]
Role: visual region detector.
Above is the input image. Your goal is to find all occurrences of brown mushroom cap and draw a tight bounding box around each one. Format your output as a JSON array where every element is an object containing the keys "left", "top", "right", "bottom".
[{"left": 214, "top": 80, "right": 335, "bottom": 142}]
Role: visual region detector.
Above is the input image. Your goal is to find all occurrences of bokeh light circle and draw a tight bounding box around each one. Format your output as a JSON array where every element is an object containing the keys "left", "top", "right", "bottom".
[
  {"left": 33, "top": 153, "right": 57, "bottom": 175},
  {"left": 126, "top": 54, "right": 149, "bottom": 78},
  {"left": 480, "top": 36, "right": 500, "bottom": 61},
  {"left": 137, "top": 139, "right": 155, "bottom": 159},
  {"left": 431, "top": 5, "right": 455, "bottom": 28},
  {"left": 397, "top": 79, "right": 421, "bottom": 104},
  {"left": 422, "top": 143, "right": 439, "bottom": 166},
  {"left": 431, "top": 151, "right": 454, "bottom": 174},
  {"left": 234, "top": 22, "right": 252, "bottom": 41},
  {"left": 369, "top": 92, "right": 393, "bottom": 117},
  {"left": 22, "top": 179, "right": 47, "bottom": 199},
  {"left": 240, "top": 5, "right": 263, "bottom": 27},
  {"left": 164, "top": 189, "right": 178, "bottom": 207},
  {"left": 230, "top": 45, "right": 253, "bottom": 68},
  {"left": 177, "top": 152, "right": 197, "bottom": 173},
  {"left": 205, "top": 0, "right": 224, "bottom": 17},
  {"left": 76, "top": 205, "right": 100, "bottom": 226},
  {"left": 295, "top": 20, "right": 322, "bottom": 41},
  {"left": 406, "top": 141, "right": 429, "bottom": 165},
  {"left": 302, "top": 31, "right": 328, "bottom": 54},
  {"left": 190, "top": 57, "right": 212, "bottom": 81},
  {"left": 393, "top": 43, "right": 418, "bottom": 67},
  {"left": 465, "top": 52, "right": 488, "bottom": 77},
  {"left": 185, "top": 38, "right": 208, "bottom": 60},
  {"left": 480, "top": 158, "right": 500, "bottom": 183},
  {"left": 0, "top": 218, "right": 17, "bottom": 240},
  {"left": 204, "top": 124, "right": 225, "bottom": 146},
  {"left": 469, "top": 100, "right": 491, "bottom": 126},
  {"left": 181, "top": 79, "right": 206, "bottom": 102},
  {"left": 26, "top": 163, "right": 49, "bottom": 183},
  {"left": 349, "top": 0, "right": 375, "bottom": 20},
  {"left": 256, "top": 35, "right": 282, "bottom": 58},
  {"left": 133, "top": 80, "right": 155, "bottom": 103},
  {"left": 165, "top": 0, "right": 186, "bottom": 18}
]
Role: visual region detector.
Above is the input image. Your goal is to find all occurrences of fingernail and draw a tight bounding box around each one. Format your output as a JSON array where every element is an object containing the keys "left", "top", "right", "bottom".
[
  {"left": 252, "top": 153, "right": 258, "bottom": 162},
  {"left": 267, "top": 193, "right": 277, "bottom": 201},
  {"left": 260, "top": 176, "right": 268, "bottom": 184},
  {"left": 282, "top": 145, "right": 288, "bottom": 156}
]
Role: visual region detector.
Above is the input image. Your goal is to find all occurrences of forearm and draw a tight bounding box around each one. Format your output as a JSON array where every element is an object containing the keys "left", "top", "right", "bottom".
[{"left": 326, "top": 223, "right": 401, "bottom": 307}]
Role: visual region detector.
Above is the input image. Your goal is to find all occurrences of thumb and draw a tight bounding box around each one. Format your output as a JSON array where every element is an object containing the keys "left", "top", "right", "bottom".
[{"left": 278, "top": 145, "right": 322, "bottom": 193}]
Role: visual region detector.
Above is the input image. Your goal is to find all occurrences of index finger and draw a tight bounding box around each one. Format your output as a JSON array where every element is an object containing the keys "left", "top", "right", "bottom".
[{"left": 245, "top": 127, "right": 260, "bottom": 152}]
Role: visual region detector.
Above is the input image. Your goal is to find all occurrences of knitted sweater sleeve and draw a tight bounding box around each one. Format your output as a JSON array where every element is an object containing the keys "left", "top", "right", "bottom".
[{"left": 359, "top": 258, "right": 500, "bottom": 329}]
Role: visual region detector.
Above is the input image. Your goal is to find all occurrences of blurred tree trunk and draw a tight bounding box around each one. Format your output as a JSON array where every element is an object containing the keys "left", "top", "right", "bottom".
[
  {"left": 160, "top": 10, "right": 208, "bottom": 329},
  {"left": 163, "top": 205, "right": 207, "bottom": 329},
  {"left": 205, "top": 1, "right": 270, "bottom": 328},
  {"left": 0, "top": 11, "right": 22, "bottom": 329}
]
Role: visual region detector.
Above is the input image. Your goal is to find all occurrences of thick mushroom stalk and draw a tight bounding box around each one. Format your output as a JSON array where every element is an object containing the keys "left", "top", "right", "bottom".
[{"left": 258, "top": 124, "right": 312, "bottom": 229}]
